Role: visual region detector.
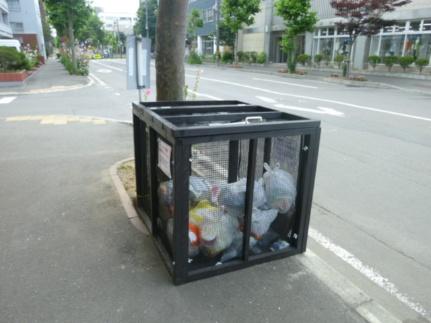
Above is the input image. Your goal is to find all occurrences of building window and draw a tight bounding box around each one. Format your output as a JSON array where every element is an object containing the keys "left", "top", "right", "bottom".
[
  {"left": 423, "top": 20, "right": 431, "bottom": 32},
  {"left": 203, "top": 8, "right": 214, "bottom": 23},
  {"left": 380, "top": 35, "right": 404, "bottom": 56},
  {"left": 10, "top": 21, "right": 24, "bottom": 33},
  {"left": 7, "top": 0, "right": 20, "bottom": 12},
  {"left": 312, "top": 27, "right": 349, "bottom": 60}
]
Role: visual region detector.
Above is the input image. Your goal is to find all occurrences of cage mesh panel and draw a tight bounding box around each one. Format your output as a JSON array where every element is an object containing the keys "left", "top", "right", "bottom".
[
  {"left": 188, "top": 140, "right": 248, "bottom": 268},
  {"left": 142, "top": 127, "right": 152, "bottom": 216},
  {"left": 264, "top": 135, "right": 301, "bottom": 251}
]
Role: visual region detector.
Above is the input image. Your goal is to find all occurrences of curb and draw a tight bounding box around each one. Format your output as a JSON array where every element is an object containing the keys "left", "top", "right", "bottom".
[
  {"left": 109, "top": 157, "right": 149, "bottom": 235},
  {"left": 110, "top": 156, "right": 404, "bottom": 323}
]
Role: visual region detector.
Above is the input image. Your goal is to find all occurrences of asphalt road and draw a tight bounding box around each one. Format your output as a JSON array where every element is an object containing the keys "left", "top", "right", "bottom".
[{"left": 1, "top": 59, "right": 430, "bottom": 321}]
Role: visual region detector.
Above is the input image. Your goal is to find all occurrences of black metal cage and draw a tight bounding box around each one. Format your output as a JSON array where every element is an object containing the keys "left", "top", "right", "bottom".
[{"left": 133, "top": 100, "right": 321, "bottom": 284}]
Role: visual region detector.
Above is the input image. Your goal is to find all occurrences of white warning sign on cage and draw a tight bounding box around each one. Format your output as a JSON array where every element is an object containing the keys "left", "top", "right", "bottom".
[{"left": 157, "top": 138, "right": 172, "bottom": 178}]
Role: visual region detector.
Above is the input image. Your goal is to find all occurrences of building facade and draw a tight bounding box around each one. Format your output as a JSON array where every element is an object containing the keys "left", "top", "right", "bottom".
[
  {"left": 98, "top": 11, "right": 137, "bottom": 35},
  {"left": 6, "top": 0, "right": 46, "bottom": 57},
  {"left": 188, "top": 0, "right": 218, "bottom": 55},
  {"left": 0, "top": 0, "right": 12, "bottom": 38},
  {"left": 239, "top": 0, "right": 431, "bottom": 69}
]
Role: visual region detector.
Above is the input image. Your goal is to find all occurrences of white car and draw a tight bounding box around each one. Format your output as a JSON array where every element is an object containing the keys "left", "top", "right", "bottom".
[{"left": 0, "top": 39, "right": 22, "bottom": 51}]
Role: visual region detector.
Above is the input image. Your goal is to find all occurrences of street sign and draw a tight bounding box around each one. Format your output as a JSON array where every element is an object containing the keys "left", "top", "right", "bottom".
[{"left": 126, "top": 36, "right": 151, "bottom": 90}]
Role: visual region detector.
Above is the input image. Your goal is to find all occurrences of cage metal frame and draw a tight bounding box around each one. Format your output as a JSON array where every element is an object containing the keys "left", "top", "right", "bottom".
[{"left": 133, "top": 101, "right": 321, "bottom": 285}]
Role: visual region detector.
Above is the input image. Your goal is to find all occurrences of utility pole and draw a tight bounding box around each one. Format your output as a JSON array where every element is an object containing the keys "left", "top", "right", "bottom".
[
  {"left": 215, "top": 0, "right": 220, "bottom": 65},
  {"left": 145, "top": 0, "right": 149, "bottom": 38}
]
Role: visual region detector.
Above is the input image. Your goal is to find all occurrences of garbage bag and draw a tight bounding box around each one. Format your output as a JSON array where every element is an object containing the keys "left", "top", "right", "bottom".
[
  {"left": 200, "top": 212, "right": 239, "bottom": 258},
  {"left": 220, "top": 231, "right": 257, "bottom": 263},
  {"left": 189, "top": 176, "right": 212, "bottom": 204},
  {"left": 167, "top": 218, "right": 201, "bottom": 258},
  {"left": 251, "top": 208, "right": 279, "bottom": 239},
  {"left": 190, "top": 200, "right": 218, "bottom": 226},
  {"left": 263, "top": 163, "right": 297, "bottom": 213},
  {"left": 219, "top": 178, "right": 266, "bottom": 208}
]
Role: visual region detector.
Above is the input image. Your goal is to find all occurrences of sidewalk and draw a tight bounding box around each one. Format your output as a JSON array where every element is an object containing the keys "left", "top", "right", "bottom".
[
  {"left": 0, "top": 58, "right": 90, "bottom": 94},
  {"left": 0, "top": 117, "right": 367, "bottom": 323},
  {"left": 204, "top": 62, "right": 431, "bottom": 94}
]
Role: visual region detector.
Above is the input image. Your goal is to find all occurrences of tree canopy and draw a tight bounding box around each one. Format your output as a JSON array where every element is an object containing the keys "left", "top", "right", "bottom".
[
  {"left": 134, "top": 0, "right": 158, "bottom": 46},
  {"left": 76, "top": 10, "right": 105, "bottom": 46},
  {"left": 221, "top": 0, "right": 260, "bottom": 34}
]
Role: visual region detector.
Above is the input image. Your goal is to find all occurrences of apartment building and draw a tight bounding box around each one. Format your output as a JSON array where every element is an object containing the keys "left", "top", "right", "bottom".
[
  {"left": 6, "top": 0, "right": 46, "bottom": 57},
  {"left": 188, "top": 0, "right": 218, "bottom": 55},
  {"left": 98, "top": 11, "right": 137, "bottom": 35},
  {"left": 0, "top": 0, "right": 12, "bottom": 38},
  {"left": 238, "top": 0, "right": 431, "bottom": 69}
]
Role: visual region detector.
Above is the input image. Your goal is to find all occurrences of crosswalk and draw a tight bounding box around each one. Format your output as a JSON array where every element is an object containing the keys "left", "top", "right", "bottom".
[{"left": 0, "top": 96, "right": 17, "bottom": 104}]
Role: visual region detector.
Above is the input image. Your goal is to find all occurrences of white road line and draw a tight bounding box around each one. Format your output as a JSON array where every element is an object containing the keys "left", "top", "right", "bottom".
[
  {"left": 187, "top": 89, "right": 222, "bottom": 100},
  {"left": 253, "top": 77, "right": 318, "bottom": 89},
  {"left": 0, "top": 96, "right": 17, "bottom": 104},
  {"left": 274, "top": 103, "right": 345, "bottom": 117},
  {"left": 186, "top": 74, "right": 431, "bottom": 123},
  {"left": 92, "top": 60, "right": 125, "bottom": 72},
  {"left": 89, "top": 73, "right": 107, "bottom": 87},
  {"left": 256, "top": 96, "right": 278, "bottom": 104},
  {"left": 309, "top": 228, "right": 429, "bottom": 319}
]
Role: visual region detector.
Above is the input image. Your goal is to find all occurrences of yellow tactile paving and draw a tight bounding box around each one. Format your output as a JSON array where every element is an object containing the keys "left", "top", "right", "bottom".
[{"left": 4, "top": 115, "right": 109, "bottom": 126}]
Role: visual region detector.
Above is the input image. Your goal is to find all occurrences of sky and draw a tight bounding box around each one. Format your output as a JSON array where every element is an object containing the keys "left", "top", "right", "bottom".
[{"left": 90, "top": 0, "right": 139, "bottom": 15}]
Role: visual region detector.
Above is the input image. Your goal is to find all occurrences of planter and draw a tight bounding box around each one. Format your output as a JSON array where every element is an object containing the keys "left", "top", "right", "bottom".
[{"left": 0, "top": 70, "right": 29, "bottom": 82}]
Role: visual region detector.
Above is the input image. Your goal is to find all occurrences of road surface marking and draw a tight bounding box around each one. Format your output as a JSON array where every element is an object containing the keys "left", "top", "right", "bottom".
[
  {"left": 89, "top": 73, "right": 108, "bottom": 87},
  {"left": 5, "top": 115, "right": 109, "bottom": 125},
  {"left": 187, "top": 89, "right": 221, "bottom": 100},
  {"left": 256, "top": 96, "right": 278, "bottom": 104},
  {"left": 92, "top": 60, "right": 125, "bottom": 72},
  {"left": 253, "top": 77, "right": 318, "bottom": 89},
  {"left": 274, "top": 103, "right": 345, "bottom": 117},
  {"left": 97, "top": 68, "right": 112, "bottom": 74},
  {"left": 309, "top": 228, "right": 429, "bottom": 319},
  {"left": 186, "top": 74, "right": 431, "bottom": 123},
  {"left": 0, "top": 96, "right": 17, "bottom": 104}
]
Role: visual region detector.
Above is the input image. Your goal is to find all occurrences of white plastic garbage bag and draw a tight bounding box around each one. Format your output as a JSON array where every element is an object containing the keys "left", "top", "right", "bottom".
[
  {"left": 263, "top": 163, "right": 297, "bottom": 213},
  {"left": 219, "top": 178, "right": 266, "bottom": 208}
]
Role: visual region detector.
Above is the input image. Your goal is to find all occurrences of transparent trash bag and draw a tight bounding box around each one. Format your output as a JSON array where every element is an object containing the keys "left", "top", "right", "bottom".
[
  {"left": 251, "top": 208, "right": 279, "bottom": 239},
  {"left": 219, "top": 178, "right": 266, "bottom": 208},
  {"left": 263, "top": 163, "right": 297, "bottom": 213},
  {"left": 220, "top": 231, "right": 257, "bottom": 263}
]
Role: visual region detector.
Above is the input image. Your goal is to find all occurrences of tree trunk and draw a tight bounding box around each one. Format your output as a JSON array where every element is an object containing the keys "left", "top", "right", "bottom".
[
  {"left": 156, "top": 0, "right": 188, "bottom": 101},
  {"left": 233, "top": 33, "right": 238, "bottom": 64},
  {"left": 67, "top": 14, "right": 77, "bottom": 72}
]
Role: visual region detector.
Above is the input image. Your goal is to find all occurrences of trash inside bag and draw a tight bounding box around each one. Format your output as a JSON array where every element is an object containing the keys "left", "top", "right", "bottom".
[
  {"left": 219, "top": 178, "right": 266, "bottom": 208},
  {"left": 263, "top": 163, "right": 297, "bottom": 213},
  {"left": 270, "top": 240, "right": 290, "bottom": 252},
  {"left": 220, "top": 231, "right": 257, "bottom": 263},
  {"left": 251, "top": 208, "right": 279, "bottom": 239},
  {"left": 200, "top": 212, "right": 239, "bottom": 258},
  {"left": 167, "top": 218, "right": 200, "bottom": 257},
  {"left": 190, "top": 200, "right": 218, "bottom": 226}
]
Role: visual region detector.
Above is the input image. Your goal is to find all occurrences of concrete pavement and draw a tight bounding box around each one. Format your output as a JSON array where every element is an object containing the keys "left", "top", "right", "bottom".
[{"left": 0, "top": 115, "right": 367, "bottom": 323}]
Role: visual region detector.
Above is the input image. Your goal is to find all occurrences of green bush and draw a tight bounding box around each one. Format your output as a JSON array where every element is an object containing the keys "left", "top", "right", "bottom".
[
  {"left": 335, "top": 54, "right": 346, "bottom": 69},
  {"left": 187, "top": 51, "right": 202, "bottom": 64},
  {"left": 322, "top": 54, "right": 331, "bottom": 66},
  {"left": 237, "top": 51, "right": 246, "bottom": 63},
  {"left": 221, "top": 51, "right": 234, "bottom": 64},
  {"left": 257, "top": 52, "right": 267, "bottom": 64},
  {"left": 297, "top": 54, "right": 310, "bottom": 66},
  {"left": 398, "top": 56, "right": 415, "bottom": 72},
  {"left": 0, "top": 46, "right": 30, "bottom": 72},
  {"left": 415, "top": 58, "right": 429, "bottom": 73},
  {"left": 249, "top": 51, "right": 258, "bottom": 64},
  {"left": 368, "top": 55, "right": 381, "bottom": 70},
  {"left": 383, "top": 56, "right": 398, "bottom": 72},
  {"left": 60, "top": 53, "right": 89, "bottom": 75},
  {"left": 314, "top": 54, "right": 323, "bottom": 67}
]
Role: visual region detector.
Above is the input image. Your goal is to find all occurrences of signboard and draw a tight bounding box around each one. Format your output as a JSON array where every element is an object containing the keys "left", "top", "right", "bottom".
[
  {"left": 157, "top": 138, "right": 172, "bottom": 178},
  {"left": 126, "top": 36, "right": 151, "bottom": 90}
]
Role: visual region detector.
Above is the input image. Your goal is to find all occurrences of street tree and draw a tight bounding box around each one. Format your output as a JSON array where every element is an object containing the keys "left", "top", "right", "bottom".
[
  {"left": 221, "top": 0, "right": 260, "bottom": 62},
  {"left": 275, "top": 0, "right": 317, "bottom": 73},
  {"left": 77, "top": 10, "right": 105, "bottom": 48},
  {"left": 330, "top": 0, "right": 411, "bottom": 77},
  {"left": 156, "top": 0, "right": 189, "bottom": 101},
  {"left": 187, "top": 9, "right": 204, "bottom": 51},
  {"left": 45, "top": 0, "right": 91, "bottom": 71},
  {"left": 134, "top": 0, "right": 158, "bottom": 47}
]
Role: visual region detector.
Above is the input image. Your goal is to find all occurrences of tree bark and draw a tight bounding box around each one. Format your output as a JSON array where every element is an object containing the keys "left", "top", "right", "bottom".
[
  {"left": 156, "top": 0, "right": 188, "bottom": 101},
  {"left": 67, "top": 13, "right": 77, "bottom": 71}
]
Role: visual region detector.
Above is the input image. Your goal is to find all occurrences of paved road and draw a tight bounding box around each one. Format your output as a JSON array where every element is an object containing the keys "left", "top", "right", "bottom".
[
  {"left": 1, "top": 59, "right": 430, "bottom": 321},
  {"left": 90, "top": 59, "right": 431, "bottom": 321}
]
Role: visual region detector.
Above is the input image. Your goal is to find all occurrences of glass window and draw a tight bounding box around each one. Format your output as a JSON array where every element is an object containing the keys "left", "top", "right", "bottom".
[
  {"left": 337, "top": 28, "right": 348, "bottom": 36},
  {"left": 313, "top": 38, "right": 319, "bottom": 54},
  {"left": 10, "top": 21, "right": 24, "bottom": 33},
  {"left": 412, "top": 34, "right": 431, "bottom": 60},
  {"left": 423, "top": 20, "right": 431, "bottom": 31},
  {"left": 380, "top": 35, "right": 404, "bottom": 57},
  {"left": 394, "top": 22, "right": 406, "bottom": 32},
  {"left": 321, "top": 28, "right": 328, "bottom": 36},
  {"left": 319, "top": 38, "right": 333, "bottom": 57},
  {"left": 383, "top": 25, "right": 394, "bottom": 33},
  {"left": 7, "top": 0, "right": 21, "bottom": 12},
  {"left": 314, "top": 29, "right": 319, "bottom": 36},
  {"left": 409, "top": 21, "right": 421, "bottom": 31},
  {"left": 369, "top": 35, "right": 380, "bottom": 56},
  {"left": 328, "top": 28, "right": 334, "bottom": 36}
]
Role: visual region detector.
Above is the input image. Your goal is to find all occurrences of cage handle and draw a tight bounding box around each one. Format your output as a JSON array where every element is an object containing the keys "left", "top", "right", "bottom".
[{"left": 245, "top": 116, "right": 263, "bottom": 124}]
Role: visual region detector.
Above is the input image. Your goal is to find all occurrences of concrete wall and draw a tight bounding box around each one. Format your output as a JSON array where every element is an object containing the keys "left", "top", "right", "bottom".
[{"left": 241, "top": 32, "right": 265, "bottom": 52}]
